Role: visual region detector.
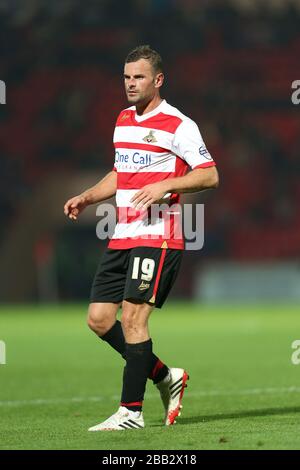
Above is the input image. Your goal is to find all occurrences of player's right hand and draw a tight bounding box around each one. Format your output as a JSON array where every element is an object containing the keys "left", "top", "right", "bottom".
[{"left": 64, "top": 195, "right": 88, "bottom": 220}]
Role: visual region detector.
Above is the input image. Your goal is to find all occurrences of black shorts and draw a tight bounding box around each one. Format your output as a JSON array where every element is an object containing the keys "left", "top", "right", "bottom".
[{"left": 90, "top": 246, "right": 183, "bottom": 308}]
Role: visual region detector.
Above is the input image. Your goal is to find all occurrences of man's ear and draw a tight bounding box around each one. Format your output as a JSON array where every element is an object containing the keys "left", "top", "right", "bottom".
[{"left": 155, "top": 72, "right": 164, "bottom": 88}]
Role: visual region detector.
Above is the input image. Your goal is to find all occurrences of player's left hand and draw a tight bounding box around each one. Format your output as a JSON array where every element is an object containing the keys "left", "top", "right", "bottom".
[{"left": 130, "top": 183, "right": 170, "bottom": 210}]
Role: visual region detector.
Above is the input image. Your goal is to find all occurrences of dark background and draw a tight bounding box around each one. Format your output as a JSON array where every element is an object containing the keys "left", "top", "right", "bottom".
[{"left": 0, "top": 0, "right": 299, "bottom": 302}]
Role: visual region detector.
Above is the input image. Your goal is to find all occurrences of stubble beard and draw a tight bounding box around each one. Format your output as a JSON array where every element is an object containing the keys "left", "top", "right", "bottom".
[{"left": 127, "top": 92, "right": 143, "bottom": 105}]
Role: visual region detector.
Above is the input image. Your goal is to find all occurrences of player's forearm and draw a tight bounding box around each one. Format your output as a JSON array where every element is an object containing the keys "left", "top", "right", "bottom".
[
  {"left": 82, "top": 171, "right": 117, "bottom": 205},
  {"left": 162, "top": 166, "right": 219, "bottom": 194}
]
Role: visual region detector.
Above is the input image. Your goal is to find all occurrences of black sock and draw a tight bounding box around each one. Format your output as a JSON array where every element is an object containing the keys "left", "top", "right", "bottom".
[
  {"left": 150, "top": 359, "right": 169, "bottom": 384},
  {"left": 100, "top": 320, "right": 126, "bottom": 359},
  {"left": 100, "top": 321, "right": 169, "bottom": 383},
  {"left": 120, "top": 339, "right": 153, "bottom": 412}
]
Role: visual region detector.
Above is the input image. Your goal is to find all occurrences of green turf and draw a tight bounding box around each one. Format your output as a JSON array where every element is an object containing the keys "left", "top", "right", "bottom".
[{"left": 0, "top": 303, "right": 300, "bottom": 450}]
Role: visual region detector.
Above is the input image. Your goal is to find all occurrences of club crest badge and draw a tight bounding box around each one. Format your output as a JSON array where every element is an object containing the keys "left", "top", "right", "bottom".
[{"left": 143, "top": 130, "right": 157, "bottom": 143}]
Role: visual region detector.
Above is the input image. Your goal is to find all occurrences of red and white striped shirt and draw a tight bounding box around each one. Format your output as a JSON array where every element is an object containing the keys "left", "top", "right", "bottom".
[{"left": 108, "top": 99, "right": 216, "bottom": 250}]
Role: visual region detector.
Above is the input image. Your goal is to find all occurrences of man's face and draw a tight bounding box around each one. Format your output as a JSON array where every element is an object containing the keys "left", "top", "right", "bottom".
[{"left": 124, "top": 59, "right": 163, "bottom": 105}]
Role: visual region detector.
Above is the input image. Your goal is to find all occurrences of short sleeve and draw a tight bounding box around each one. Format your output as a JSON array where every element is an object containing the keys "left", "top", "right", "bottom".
[{"left": 171, "top": 119, "right": 215, "bottom": 169}]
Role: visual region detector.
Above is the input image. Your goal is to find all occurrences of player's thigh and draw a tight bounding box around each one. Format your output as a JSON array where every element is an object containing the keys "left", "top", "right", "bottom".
[{"left": 123, "top": 246, "right": 183, "bottom": 308}]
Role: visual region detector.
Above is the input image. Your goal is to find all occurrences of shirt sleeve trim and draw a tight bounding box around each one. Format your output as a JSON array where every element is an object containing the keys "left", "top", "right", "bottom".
[{"left": 193, "top": 162, "right": 216, "bottom": 169}]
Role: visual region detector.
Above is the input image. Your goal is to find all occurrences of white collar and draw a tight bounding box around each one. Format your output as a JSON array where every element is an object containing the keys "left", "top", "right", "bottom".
[{"left": 134, "top": 99, "right": 166, "bottom": 122}]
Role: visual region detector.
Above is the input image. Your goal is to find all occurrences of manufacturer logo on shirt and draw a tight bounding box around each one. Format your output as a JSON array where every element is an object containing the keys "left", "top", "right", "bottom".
[
  {"left": 143, "top": 130, "right": 157, "bottom": 143},
  {"left": 120, "top": 112, "right": 130, "bottom": 122},
  {"left": 138, "top": 281, "right": 150, "bottom": 291}
]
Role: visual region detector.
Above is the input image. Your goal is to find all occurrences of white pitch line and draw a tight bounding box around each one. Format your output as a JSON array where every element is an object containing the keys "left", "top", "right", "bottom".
[
  {"left": 185, "top": 386, "right": 300, "bottom": 397},
  {"left": 0, "top": 396, "right": 104, "bottom": 407},
  {"left": 0, "top": 386, "right": 300, "bottom": 408}
]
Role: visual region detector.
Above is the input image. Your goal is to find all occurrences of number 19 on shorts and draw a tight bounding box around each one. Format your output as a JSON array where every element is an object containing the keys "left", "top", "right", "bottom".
[{"left": 131, "top": 257, "right": 155, "bottom": 281}]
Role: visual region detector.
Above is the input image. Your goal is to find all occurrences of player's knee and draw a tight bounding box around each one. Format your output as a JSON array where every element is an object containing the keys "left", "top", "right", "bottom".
[
  {"left": 87, "top": 306, "right": 113, "bottom": 336},
  {"left": 121, "top": 304, "right": 147, "bottom": 333},
  {"left": 120, "top": 312, "right": 135, "bottom": 333},
  {"left": 87, "top": 313, "right": 102, "bottom": 334}
]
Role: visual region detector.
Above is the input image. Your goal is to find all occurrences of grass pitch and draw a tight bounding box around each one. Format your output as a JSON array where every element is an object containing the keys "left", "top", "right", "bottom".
[{"left": 0, "top": 303, "right": 300, "bottom": 450}]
